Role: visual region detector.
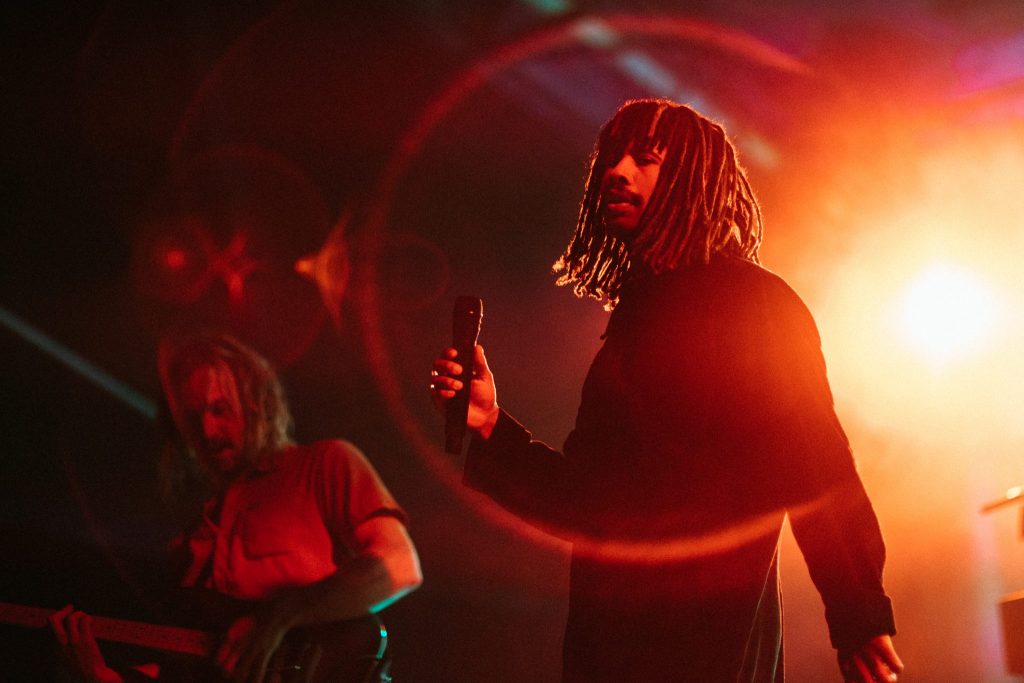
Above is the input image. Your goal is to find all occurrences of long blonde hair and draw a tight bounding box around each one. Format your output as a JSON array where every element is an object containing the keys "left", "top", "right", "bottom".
[{"left": 157, "top": 332, "right": 293, "bottom": 499}]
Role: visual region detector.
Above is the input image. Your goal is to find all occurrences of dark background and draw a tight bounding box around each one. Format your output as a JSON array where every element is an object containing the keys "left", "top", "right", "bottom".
[{"left": 4, "top": 1, "right": 1024, "bottom": 680}]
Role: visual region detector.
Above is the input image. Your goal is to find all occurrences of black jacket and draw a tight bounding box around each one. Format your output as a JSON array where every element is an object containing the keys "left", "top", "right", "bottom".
[{"left": 465, "top": 257, "right": 895, "bottom": 682}]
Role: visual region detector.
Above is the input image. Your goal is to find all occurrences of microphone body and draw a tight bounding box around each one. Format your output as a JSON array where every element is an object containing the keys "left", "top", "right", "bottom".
[{"left": 445, "top": 296, "right": 483, "bottom": 454}]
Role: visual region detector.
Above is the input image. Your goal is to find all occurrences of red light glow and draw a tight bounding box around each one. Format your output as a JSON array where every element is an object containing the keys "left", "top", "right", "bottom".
[{"left": 163, "top": 248, "right": 188, "bottom": 270}]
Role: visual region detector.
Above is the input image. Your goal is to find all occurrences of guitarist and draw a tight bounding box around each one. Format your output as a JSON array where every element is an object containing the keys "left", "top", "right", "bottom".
[{"left": 51, "top": 332, "right": 423, "bottom": 682}]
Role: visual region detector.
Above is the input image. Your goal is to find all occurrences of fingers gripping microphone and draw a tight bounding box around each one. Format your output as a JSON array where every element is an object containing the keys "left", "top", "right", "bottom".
[{"left": 445, "top": 296, "right": 483, "bottom": 454}]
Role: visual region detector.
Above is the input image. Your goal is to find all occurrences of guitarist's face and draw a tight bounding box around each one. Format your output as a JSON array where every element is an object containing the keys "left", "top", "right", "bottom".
[{"left": 178, "top": 362, "right": 247, "bottom": 480}]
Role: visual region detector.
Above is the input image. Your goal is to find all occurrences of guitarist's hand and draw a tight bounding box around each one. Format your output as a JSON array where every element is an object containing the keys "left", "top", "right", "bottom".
[
  {"left": 48, "top": 604, "right": 124, "bottom": 683},
  {"left": 217, "top": 610, "right": 290, "bottom": 683}
]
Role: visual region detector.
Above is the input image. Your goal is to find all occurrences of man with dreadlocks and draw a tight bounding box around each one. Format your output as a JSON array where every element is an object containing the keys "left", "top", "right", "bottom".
[
  {"left": 432, "top": 99, "right": 901, "bottom": 682},
  {"left": 51, "top": 332, "right": 422, "bottom": 682}
]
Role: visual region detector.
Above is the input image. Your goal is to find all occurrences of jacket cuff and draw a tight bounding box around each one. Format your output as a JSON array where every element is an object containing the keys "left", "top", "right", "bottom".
[
  {"left": 463, "top": 409, "right": 530, "bottom": 489},
  {"left": 828, "top": 593, "right": 896, "bottom": 654}
]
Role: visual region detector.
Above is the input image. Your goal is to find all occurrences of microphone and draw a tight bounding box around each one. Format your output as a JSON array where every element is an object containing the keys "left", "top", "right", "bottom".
[{"left": 445, "top": 296, "right": 483, "bottom": 454}]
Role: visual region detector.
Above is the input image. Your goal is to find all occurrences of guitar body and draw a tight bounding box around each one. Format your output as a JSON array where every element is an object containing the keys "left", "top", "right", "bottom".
[
  {"left": 0, "top": 598, "right": 389, "bottom": 683},
  {"left": 180, "top": 620, "right": 390, "bottom": 683},
  {"left": 261, "top": 618, "right": 389, "bottom": 683},
  {"left": 185, "top": 590, "right": 390, "bottom": 683}
]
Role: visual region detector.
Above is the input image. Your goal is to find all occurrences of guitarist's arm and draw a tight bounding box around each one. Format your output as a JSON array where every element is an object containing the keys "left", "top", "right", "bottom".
[{"left": 218, "top": 516, "right": 422, "bottom": 683}]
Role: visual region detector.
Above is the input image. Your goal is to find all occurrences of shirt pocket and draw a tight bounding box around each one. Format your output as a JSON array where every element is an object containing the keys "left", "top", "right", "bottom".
[{"left": 238, "top": 502, "right": 302, "bottom": 559}]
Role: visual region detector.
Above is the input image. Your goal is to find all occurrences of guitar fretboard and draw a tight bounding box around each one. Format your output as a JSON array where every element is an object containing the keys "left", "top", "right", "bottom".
[{"left": 0, "top": 601, "right": 214, "bottom": 657}]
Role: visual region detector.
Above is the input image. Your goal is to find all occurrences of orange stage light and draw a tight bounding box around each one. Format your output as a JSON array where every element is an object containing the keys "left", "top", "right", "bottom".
[{"left": 897, "top": 262, "right": 1003, "bottom": 366}]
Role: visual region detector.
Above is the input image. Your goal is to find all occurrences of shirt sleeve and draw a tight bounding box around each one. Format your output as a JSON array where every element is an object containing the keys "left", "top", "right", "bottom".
[{"left": 315, "top": 440, "right": 408, "bottom": 555}]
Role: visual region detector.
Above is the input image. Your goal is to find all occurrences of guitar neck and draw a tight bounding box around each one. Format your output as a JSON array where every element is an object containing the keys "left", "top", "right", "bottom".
[{"left": 0, "top": 601, "right": 214, "bottom": 657}]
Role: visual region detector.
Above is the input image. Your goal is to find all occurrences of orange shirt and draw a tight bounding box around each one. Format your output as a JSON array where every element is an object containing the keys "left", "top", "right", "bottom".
[{"left": 181, "top": 440, "right": 405, "bottom": 600}]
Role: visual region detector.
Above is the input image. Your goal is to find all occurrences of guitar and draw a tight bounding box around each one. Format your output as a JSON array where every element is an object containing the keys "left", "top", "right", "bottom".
[{"left": 0, "top": 600, "right": 390, "bottom": 682}]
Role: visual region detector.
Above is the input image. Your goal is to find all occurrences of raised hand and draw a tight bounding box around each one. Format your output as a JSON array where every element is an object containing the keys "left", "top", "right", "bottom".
[{"left": 430, "top": 344, "right": 500, "bottom": 439}]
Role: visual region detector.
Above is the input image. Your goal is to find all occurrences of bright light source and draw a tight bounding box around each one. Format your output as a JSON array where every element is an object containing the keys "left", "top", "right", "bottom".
[
  {"left": 808, "top": 133, "right": 1024, "bottom": 461},
  {"left": 898, "top": 262, "right": 1001, "bottom": 365}
]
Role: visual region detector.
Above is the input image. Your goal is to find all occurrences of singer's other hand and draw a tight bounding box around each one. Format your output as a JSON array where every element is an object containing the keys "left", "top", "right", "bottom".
[{"left": 431, "top": 345, "right": 500, "bottom": 439}]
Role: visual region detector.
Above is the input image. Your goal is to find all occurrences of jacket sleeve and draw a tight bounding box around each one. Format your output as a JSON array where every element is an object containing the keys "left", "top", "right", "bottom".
[
  {"left": 463, "top": 409, "right": 582, "bottom": 540},
  {"left": 755, "top": 280, "right": 896, "bottom": 654}
]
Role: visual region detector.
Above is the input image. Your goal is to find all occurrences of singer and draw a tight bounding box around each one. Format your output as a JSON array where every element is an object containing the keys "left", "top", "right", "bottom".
[{"left": 431, "top": 100, "right": 902, "bottom": 682}]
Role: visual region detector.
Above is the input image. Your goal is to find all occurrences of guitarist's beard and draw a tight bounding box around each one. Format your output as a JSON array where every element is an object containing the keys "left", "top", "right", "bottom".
[{"left": 195, "top": 440, "right": 260, "bottom": 488}]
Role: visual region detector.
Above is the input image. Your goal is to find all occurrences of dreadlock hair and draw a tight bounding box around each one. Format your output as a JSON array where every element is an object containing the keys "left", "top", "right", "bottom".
[
  {"left": 553, "top": 98, "right": 764, "bottom": 309},
  {"left": 157, "top": 332, "right": 293, "bottom": 499}
]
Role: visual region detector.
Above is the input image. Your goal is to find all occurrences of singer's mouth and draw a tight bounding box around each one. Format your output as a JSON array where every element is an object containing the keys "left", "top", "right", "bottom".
[{"left": 603, "top": 189, "right": 640, "bottom": 207}]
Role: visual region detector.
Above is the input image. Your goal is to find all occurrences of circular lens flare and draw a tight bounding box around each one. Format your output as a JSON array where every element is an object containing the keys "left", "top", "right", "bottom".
[{"left": 898, "top": 262, "right": 1002, "bottom": 365}]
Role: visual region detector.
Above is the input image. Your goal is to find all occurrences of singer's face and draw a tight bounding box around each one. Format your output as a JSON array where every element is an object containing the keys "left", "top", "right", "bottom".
[{"left": 600, "top": 141, "right": 665, "bottom": 237}]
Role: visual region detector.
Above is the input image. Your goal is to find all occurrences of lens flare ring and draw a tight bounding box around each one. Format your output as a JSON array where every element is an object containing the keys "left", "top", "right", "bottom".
[{"left": 353, "top": 13, "right": 813, "bottom": 561}]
